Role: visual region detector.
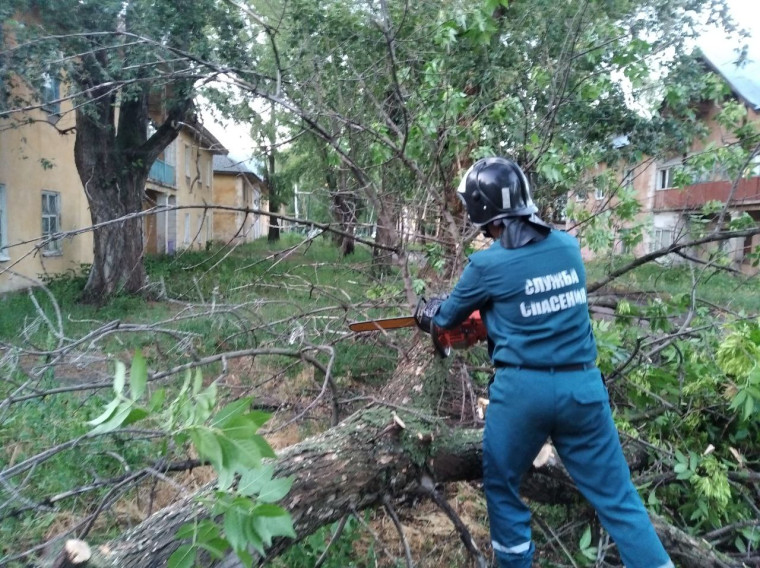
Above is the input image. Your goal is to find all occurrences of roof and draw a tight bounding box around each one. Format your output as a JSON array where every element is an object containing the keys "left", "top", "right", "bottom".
[
  {"left": 213, "top": 154, "right": 262, "bottom": 180},
  {"left": 699, "top": 44, "right": 760, "bottom": 111}
]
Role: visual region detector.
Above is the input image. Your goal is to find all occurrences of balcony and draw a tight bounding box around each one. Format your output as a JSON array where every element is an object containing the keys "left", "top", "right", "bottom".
[
  {"left": 653, "top": 177, "right": 760, "bottom": 211},
  {"left": 148, "top": 159, "right": 176, "bottom": 187}
]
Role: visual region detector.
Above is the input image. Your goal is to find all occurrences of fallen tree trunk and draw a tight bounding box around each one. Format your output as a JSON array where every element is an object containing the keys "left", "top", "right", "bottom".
[{"left": 49, "top": 403, "right": 738, "bottom": 568}]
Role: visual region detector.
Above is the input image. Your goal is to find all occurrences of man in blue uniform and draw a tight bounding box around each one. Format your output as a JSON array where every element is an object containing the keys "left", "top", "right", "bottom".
[{"left": 424, "top": 157, "right": 673, "bottom": 568}]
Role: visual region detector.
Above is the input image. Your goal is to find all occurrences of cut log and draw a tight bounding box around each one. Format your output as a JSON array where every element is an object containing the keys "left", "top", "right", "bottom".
[
  {"left": 50, "top": 540, "right": 91, "bottom": 568},
  {"left": 70, "top": 403, "right": 738, "bottom": 568}
]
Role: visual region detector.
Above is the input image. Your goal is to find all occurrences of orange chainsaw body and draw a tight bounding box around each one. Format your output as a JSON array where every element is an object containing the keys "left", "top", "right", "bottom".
[{"left": 349, "top": 304, "right": 487, "bottom": 357}]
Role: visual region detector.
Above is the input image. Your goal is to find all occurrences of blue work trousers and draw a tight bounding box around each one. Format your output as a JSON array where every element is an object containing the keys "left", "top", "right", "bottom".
[{"left": 483, "top": 367, "right": 673, "bottom": 568}]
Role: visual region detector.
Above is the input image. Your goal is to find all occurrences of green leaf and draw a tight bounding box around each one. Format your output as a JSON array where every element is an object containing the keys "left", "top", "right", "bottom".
[
  {"left": 211, "top": 398, "right": 252, "bottom": 428},
  {"left": 258, "top": 477, "right": 294, "bottom": 504},
  {"left": 223, "top": 507, "right": 248, "bottom": 551},
  {"left": 87, "top": 397, "right": 120, "bottom": 427},
  {"left": 743, "top": 395, "right": 754, "bottom": 421},
  {"left": 199, "top": 537, "right": 229, "bottom": 560},
  {"left": 121, "top": 407, "right": 149, "bottom": 427},
  {"left": 90, "top": 401, "right": 134, "bottom": 435},
  {"left": 228, "top": 438, "right": 264, "bottom": 469},
  {"left": 193, "top": 368, "right": 203, "bottom": 395},
  {"left": 175, "top": 522, "right": 197, "bottom": 540},
  {"left": 195, "top": 519, "right": 221, "bottom": 541},
  {"left": 130, "top": 349, "right": 147, "bottom": 401},
  {"left": 189, "top": 428, "right": 224, "bottom": 471},
  {"left": 168, "top": 544, "right": 196, "bottom": 568},
  {"left": 252, "top": 506, "right": 296, "bottom": 547},
  {"left": 237, "top": 464, "right": 274, "bottom": 497},
  {"left": 245, "top": 410, "right": 272, "bottom": 429},
  {"left": 235, "top": 549, "right": 254, "bottom": 568},
  {"left": 579, "top": 525, "right": 592, "bottom": 549},
  {"left": 222, "top": 415, "right": 260, "bottom": 441},
  {"left": 149, "top": 388, "right": 166, "bottom": 412},
  {"left": 250, "top": 434, "right": 276, "bottom": 459},
  {"left": 114, "top": 361, "right": 126, "bottom": 395}
]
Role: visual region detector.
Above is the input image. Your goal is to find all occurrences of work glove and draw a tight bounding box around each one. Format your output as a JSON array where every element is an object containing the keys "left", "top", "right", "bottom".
[{"left": 414, "top": 295, "right": 447, "bottom": 333}]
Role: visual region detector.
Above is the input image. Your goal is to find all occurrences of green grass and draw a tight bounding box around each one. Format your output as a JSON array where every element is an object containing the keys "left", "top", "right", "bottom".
[
  {"left": 586, "top": 255, "right": 760, "bottom": 314},
  {"left": 0, "top": 234, "right": 399, "bottom": 562},
  {"left": 3, "top": 236, "right": 755, "bottom": 563}
]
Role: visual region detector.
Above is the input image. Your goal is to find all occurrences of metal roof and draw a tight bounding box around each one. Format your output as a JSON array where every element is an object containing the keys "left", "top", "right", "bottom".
[
  {"left": 212, "top": 154, "right": 261, "bottom": 178},
  {"left": 699, "top": 43, "right": 760, "bottom": 111}
]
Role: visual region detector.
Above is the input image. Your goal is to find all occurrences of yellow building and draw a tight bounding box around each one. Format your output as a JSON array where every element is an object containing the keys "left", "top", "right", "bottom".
[
  {"left": 0, "top": 93, "right": 228, "bottom": 294},
  {"left": 0, "top": 75, "right": 94, "bottom": 293},
  {"left": 212, "top": 154, "right": 269, "bottom": 243},
  {"left": 143, "top": 117, "right": 226, "bottom": 255}
]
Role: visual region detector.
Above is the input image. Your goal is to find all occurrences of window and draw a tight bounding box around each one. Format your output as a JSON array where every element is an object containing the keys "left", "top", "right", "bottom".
[
  {"left": 184, "top": 213, "right": 191, "bottom": 245},
  {"left": 655, "top": 164, "right": 678, "bottom": 190},
  {"left": 41, "top": 191, "right": 62, "bottom": 254},
  {"left": 594, "top": 184, "right": 605, "bottom": 200},
  {"left": 750, "top": 155, "right": 760, "bottom": 178},
  {"left": 622, "top": 168, "right": 634, "bottom": 189},
  {"left": 0, "top": 185, "right": 8, "bottom": 261},
  {"left": 165, "top": 140, "right": 177, "bottom": 167},
  {"left": 206, "top": 156, "right": 212, "bottom": 187},
  {"left": 185, "top": 144, "right": 192, "bottom": 181},
  {"left": 651, "top": 227, "right": 674, "bottom": 252},
  {"left": 42, "top": 73, "right": 61, "bottom": 115}
]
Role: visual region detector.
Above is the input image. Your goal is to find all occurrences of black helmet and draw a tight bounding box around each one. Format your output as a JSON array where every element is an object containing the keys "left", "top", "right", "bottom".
[{"left": 457, "top": 157, "right": 537, "bottom": 226}]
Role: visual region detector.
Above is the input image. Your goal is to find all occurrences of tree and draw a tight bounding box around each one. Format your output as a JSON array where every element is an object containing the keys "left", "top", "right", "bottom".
[
  {"left": 4, "top": 0, "right": 250, "bottom": 302},
  {"left": 209, "top": 0, "right": 736, "bottom": 290},
  {"left": 4, "top": 1, "right": 760, "bottom": 566}
]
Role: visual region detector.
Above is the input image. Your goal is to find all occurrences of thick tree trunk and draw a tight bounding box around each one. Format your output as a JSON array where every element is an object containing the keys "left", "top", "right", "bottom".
[
  {"left": 61, "top": 403, "right": 738, "bottom": 568},
  {"left": 72, "top": 61, "right": 191, "bottom": 304},
  {"left": 331, "top": 190, "right": 357, "bottom": 256},
  {"left": 79, "top": 175, "right": 148, "bottom": 303}
]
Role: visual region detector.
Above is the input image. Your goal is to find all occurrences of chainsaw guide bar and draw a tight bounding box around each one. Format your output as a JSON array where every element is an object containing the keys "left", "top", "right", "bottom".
[{"left": 348, "top": 317, "right": 417, "bottom": 332}]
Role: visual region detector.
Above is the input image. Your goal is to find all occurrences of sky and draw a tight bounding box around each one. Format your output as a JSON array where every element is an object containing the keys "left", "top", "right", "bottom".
[{"left": 698, "top": 0, "right": 760, "bottom": 108}]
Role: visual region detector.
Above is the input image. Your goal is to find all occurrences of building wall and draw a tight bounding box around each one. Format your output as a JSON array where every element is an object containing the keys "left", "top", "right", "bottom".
[
  {"left": 570, "top": 97, "right": 760, "bottom": 271},
  {"left": 144, "top": 127, "right": 218, "bottom": 254},
  {"left": 2, "top": 109, "right": 223, "bottom": 294},
  {"left": 0, "top": 94, "right": 93, "bottom": 293},
  {"left": 212, "top": 173, "right": 268, "bottom": 244},
  {"left": 632, "top": 101, "right": 760, "bottom": 269}
]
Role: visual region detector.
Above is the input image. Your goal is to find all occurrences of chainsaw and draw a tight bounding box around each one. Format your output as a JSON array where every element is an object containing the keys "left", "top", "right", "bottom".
[{"left": 348, "top": 297, "right": 487, "bottom": 357}]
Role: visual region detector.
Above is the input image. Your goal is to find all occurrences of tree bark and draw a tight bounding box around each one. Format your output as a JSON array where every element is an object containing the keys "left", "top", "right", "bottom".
[
  {"left": 66, "top": 403, "right": 738, "bottom": 568},
  {"left": 73, "top": 67, "right": 191, "bottom": 304}
]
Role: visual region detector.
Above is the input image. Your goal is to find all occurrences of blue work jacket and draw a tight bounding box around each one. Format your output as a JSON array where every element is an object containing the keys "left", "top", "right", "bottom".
[{"left": 433, "top": 230, "right": 597, "bottom": 367}]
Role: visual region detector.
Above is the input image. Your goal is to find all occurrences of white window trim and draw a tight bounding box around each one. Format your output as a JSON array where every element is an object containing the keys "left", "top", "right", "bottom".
[
  {"left": 622, "top": 168, "right": 634, "bottom": 189},
  {"left": 41, "top": 190, "right": 62, "bottom": 256},
  {"left": 165, "top": 140, "right": 177, "bottom": 166},
  {"left": 183, "top": 213, "right": 191, "bottom": 245},
  {"left": 651, "top": 227, "right": 675, "bottom": 252},
  {"left": 184, "top": 144, "right": 192, "bottom": 180},
  {"left": 42, "top": 72, "right": 61, "bottom": 115},
  {"left": 655, "top": 159, "right": 681, "bottom": 191},
  {"left": 750, "top": 155, "right": 760, "bottom": 178},
  {"left": 0, "top": 184, "right": 8, "bottom": 261}
]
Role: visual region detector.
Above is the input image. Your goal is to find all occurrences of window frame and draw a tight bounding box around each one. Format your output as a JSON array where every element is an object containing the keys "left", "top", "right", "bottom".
[
  {"left": 41, "top": 190, "right": 62, "bottom": 255},
  {"left": 0, "top": 184, "right": 8, "bottom": 261},
  {"left": 41, "top": 72, "right": 62, "bottom": 115},
  {"left": 655, "top": 161, "right": 680, "bottom": 191},
  {"left": 184, "top": 144, "right": 192, "bottom": 182},
  {"left": 622, "top": 168, "right": 634, "bottom": 189},
  {"left": 651, "top": 227, "right": 675, "bottom": 252}
]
